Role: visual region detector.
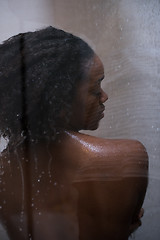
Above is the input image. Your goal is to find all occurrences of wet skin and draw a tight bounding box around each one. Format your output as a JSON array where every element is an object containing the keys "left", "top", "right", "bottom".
[
  {"left": 62, "top": 131, "right": 148, "bottom": 240},
  {"left": 0, "top": 133, "right": 148, "bottom": 240},
  {"left": 0, "top": 55, "right": 148, "bottom": 240}
]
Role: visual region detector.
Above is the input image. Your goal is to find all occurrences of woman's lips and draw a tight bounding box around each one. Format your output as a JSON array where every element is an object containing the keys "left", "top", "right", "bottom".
[
  {"left": 99, "top": 106, "right": 105, "bottom": 119},
  {"left": 100, "top": 111, "right": 104, "bottom": 119}
]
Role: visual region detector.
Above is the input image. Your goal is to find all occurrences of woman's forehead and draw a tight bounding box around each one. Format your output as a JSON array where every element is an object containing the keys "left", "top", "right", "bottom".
[
  {"left": 88, "top": 55, "right": 104, "bottom": 80},
  {"left": 86, "top": 54, "right": 104, "bottom": 70},
  {"left": 77, "top": 55, "right": 104, "bottom": 90}
]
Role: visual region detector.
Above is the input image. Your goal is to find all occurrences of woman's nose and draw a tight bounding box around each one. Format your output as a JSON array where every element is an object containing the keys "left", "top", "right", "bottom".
[{"left": 100, "top": 88, "right": 108, "bottom": 103}]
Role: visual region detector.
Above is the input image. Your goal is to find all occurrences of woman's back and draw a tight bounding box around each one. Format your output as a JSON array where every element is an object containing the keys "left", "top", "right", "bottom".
[{"left": 0, "top": 131, "right": 148, "bottom": 239}]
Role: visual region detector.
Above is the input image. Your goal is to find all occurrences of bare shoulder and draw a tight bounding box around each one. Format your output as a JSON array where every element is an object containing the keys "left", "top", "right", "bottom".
[
  {"left": 60, "top": 131, "right": 148, "bottom": 182},
  {"left": 64, "top": 132, "right": 149, "bottom": 239},
  {"left": 62, "top": 130, "right": 148, "bottom": 159}
]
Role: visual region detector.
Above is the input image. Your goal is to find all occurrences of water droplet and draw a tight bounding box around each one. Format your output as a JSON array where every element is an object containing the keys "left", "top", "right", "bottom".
[
  {"left": 0, "top": 170, "right": 4, "bottom": 176},
  {"left": 29, "top": 233, "right": 32, "bottom": 240},
  {"left": 20, "top": 218, "right": 24, "bottom": 223},
  {"left": 21, "top": 131, "right": 24, "bottom": 137},
  {"left": 21, "top": 211, "right": 24, "bottom": 216}
]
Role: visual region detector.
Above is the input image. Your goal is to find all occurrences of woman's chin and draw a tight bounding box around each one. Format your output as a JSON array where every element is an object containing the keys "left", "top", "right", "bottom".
[{"left": 84, "top": 121, "right": 100, "bottom": 131}]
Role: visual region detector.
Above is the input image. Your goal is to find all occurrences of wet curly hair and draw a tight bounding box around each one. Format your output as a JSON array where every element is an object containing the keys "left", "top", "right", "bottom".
[{"left": 0, "top": 26, "right": 94, "bottom": 146}]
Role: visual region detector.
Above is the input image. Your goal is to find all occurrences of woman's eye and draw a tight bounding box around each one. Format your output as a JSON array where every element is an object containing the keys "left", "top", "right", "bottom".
[
  {"left": 98, "top": 80, "right": 101, "bottom": 86},
  {"left": 90, "top": 80, "right": 102, "bottom": 96},
  {"left": 91, "top": 89, "right": 101, "bottom": 96}
]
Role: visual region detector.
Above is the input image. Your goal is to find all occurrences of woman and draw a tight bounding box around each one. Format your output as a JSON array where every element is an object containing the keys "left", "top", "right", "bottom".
[{"left": 0, "top": 27, "right": 148, "bottom": 240}]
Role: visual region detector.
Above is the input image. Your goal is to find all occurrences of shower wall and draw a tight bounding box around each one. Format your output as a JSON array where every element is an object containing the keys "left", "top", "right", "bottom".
[{"left": 0, "top": 0, "right": 160, "bottom": 239}]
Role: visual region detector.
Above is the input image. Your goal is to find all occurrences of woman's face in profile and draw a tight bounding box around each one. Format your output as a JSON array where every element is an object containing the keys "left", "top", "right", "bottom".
[{"left": 70, "top": 55, "right": 108, "bottom": 131}]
